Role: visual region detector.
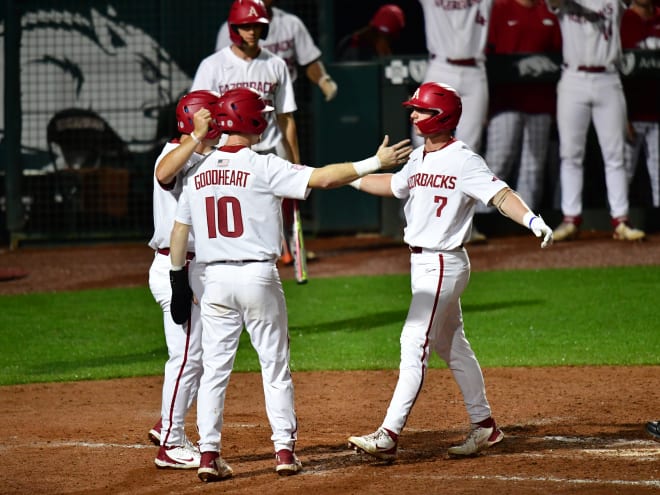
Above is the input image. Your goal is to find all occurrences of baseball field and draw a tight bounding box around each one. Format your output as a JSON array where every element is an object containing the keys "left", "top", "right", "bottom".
[{"left": 0, "top": 233, "right": 659, "bottom": 494}]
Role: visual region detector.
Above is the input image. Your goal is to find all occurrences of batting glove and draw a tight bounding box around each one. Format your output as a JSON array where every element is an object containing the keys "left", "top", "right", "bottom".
[
  {"left": 318, "top": 75, "right": 338, "bottom": 101},
  {"left": 169, "top": 266, "right": 193, "bottom": 324},
  {"left": 528, "top": 214, "right": 553, "bottom": 248}
]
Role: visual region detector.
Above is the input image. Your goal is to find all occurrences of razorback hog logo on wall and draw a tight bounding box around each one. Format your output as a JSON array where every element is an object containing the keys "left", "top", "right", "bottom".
[{"left": 0, "top": 5, "right": 191, "bottom": 169}]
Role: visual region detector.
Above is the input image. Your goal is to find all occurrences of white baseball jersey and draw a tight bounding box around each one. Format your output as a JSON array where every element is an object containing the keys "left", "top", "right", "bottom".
[
  {"left": 190, "top": 47, "right": 297, "bottom": 153},
  {"left": 418, "top": 0, "right": 494, "bottom": 62},
  {"left": 148, "top": 140, "right": 196, "bottom": 252},
  {"left": 548, "top": 0, "right": 625, "bottom": 71},
  {"left": 391, "top": 139, "right": 507, "bottom": 249},
  {"left": 175, "top": 145, "right": 314, "bottom": 264},
  {"left": 215, "top": 6, "right": 322, "bottom": 82}
]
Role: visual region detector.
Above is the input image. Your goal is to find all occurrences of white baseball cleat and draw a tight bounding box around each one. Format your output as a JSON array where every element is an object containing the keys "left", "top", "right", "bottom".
[
  {"left": 552, "top": 221, "right": 579, "bottom": 241},
  {"left": 348, "top": 428, "right": 398, "bottom": 461},
  {"left": 154, "top": 445, "right": 201, "bottom": 469},
  {"left": 448, "top": 424, "right": 504, "bottom": 456},
  {"left": 613, "top": 222, "right": 645, "bottom": 241}
]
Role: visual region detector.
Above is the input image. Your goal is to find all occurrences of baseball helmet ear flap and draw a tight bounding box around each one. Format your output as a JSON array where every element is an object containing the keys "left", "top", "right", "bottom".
[
  {"left": 216, "top": 88, "right": 273, "bottom": 135},
  {"left": 176, "top": 90, "right": 223, "bottom": 139},
  {"left": 228, "top": 0, "right": 270, "bottom": 45},
  {"left": 403, "top": 82, "right": 462, "bottom": 134}
]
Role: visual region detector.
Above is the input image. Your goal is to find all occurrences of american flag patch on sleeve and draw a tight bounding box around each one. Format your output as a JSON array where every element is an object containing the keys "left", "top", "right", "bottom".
[{"left": 217, "top": 159, "right": 230, "bottom": 167}]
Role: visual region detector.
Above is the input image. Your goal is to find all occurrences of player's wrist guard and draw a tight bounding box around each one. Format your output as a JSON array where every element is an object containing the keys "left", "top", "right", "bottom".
[
  {"left": 522, "top": 211, "right": 539, "bottom": 230},
  {"left": 352, "top": 156, "right": 381, "bottom": 176}
]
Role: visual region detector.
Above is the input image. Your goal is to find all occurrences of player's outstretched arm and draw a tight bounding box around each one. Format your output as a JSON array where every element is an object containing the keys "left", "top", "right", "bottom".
[
  {"left": 492, "top": 187, "right": 553, "bottom": 248},
  {"left": 155, "top": 108, "right": 212, "bottom": 184},
  {"left": 307, "top": 135, "right": 412, "bottom": 189}
]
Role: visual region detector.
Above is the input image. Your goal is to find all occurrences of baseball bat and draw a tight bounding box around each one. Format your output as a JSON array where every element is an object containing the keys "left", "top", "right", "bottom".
[{"left": 291, "top": 200, "right": 308, "bottom": 284}]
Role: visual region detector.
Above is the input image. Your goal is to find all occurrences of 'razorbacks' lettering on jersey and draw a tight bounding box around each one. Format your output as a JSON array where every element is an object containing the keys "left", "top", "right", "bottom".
[
  {"left": 408, "top": 173, "right": 457, "bottom": 189},
  {"left": 216, "top": 81, "right": 279, "bottom": 96},
  {"left": 435, "top": 0, "right": 485, "bottom": 10}
]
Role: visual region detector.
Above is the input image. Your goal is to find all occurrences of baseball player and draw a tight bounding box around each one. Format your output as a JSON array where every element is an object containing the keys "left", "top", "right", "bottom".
[
  {"left": 346, "top": 82, "right": 552, "bottom": 461},
  {"left": 147, "top": 90, "right": 223, "bottom": 469},
  {"left": 335, "top": 4, "right": 406, "bottom": 61},
  {"left": 620, "top": 0, "right": 660, "bottom": 208},
  {"left": 214, "top": 0, "right": 338, "bottom": 101},
  {"left": 167, "top": 87, "right": 412, "bottom": 482},
  {"left": 548, "top": 0, "right": 646, "bottom": 241},
  {"left": 484, "top": 0, "right": 562, "bottom": 211},
  {"left": 197, "top": 0, "right": 303, "bottom": 267},
  {"left": 417, "top": 0, "right": 493, "bottom": 243}
]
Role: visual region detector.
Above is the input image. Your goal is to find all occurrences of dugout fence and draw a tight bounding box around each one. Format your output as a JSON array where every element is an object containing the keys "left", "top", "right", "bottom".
[{"left": 1, "top": 1, "right": 658, "bottom": 248}]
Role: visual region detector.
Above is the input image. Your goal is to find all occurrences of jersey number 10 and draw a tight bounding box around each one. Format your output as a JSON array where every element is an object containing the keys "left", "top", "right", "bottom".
[{"left": 205, "top": 196, "right": 244, "bottom": 238}]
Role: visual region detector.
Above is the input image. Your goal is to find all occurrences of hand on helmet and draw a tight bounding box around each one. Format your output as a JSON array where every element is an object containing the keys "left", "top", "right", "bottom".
[{"left": 192, "top": 108, "right": 212, "bottom": 139}]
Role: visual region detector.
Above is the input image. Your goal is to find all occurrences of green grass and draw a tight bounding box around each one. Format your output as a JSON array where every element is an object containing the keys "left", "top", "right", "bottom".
[{"left": 0, "top": 266, "right": 658, "bottom": 385}]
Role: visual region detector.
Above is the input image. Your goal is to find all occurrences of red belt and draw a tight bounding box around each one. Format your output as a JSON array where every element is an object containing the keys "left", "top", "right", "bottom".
[
  {"left": 577, "top": 65, "right": 606, "bottom": 73},
  {"left": 157, "top": 248, "right": 194, "bottom": 260},
  {"left": 446, "top": 58, "right": 477, "bottom": 67}
]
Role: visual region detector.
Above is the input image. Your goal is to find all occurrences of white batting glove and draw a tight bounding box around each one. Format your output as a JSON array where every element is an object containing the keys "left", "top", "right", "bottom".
[
  {"left": 318, "top": 75, "right": 338, "bottom": 101},
  {"left": 528, "top": 214, "right": 553, "bottom": 248}
]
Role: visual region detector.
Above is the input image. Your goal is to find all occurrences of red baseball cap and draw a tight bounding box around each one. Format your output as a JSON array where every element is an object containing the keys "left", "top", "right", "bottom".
[{"left": 370, "top": 4, "right": 405, "bottom": 36}]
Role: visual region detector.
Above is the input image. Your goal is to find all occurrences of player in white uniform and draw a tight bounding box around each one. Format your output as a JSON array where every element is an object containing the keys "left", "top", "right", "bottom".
[
  {"left": 417, "top": 0, "right": 493, "bottom": 154},
  {"left": 346, "top": 82, "right": 552, "bottom": 461},
  {"left": 147, "top": 90, "right": 222, "bottom": 469},
  {"left": 418, "top": 0, "right": 493, "bottom": 243},
  {"left": 192, "top": 0, "right": 298, "bottom": 161},
  {"left": 168, "top": 87, "right": 412, "bottom": 482},
  {"left": 215, "top": 0, "right": 338, "bottom": 101},
  {"left": 547, "top": 0, "right": 646, "bottom": 241},
  {"left": 197, "top": 0, "right": 304, "bottom": 266}
]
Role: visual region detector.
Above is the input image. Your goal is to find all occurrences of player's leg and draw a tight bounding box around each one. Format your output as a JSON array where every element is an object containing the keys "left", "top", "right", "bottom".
[
  {"left": 149, "top": 253, "right": 202, "bottom": 468},
  {"left": 280, "top": 198, "right": 294, "bottom": 265},
  {"left": 592, "top": 76, "right": 645, "bottom": 240},
  {"left": 642, "top": 122, "right": 659, "bottom": 207},
  {"left": 196, "top": 264, "right": 243, "bottom": 460},
  {"left": 239, "top": 261, "right": 300, "bottom": 474},
  {"left": 592, "top": 75, "right": 629, "bottom": 220},
  {"left": 517, "top": 113, "right": 552, "bottom": 211},
  {"left": 454, "top": 68, "right": 489, "bottom": 153},
  {"left": 430, "top": 251, "right": 503, "bottom": 456},
  {"left": 554, "top": 73, "right": 591, "bottom": 239},
  {"left": 485, "top": 111, "right": 524, "bottom": 190}
]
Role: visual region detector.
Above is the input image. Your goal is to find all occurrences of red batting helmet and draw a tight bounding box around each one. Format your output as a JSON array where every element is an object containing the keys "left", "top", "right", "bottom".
[
  {"left": 403, "top": 82, "right": 462, "bottom": 134},
  {"left": 370, "top": 4, "right": 405, "bottom": 36},
  {"left": 176, "top": 90, "right": 222, "bottom": 139},
  {"left": 228, "top": 0, "right": 270, "bottom": 45},
  {"left": 216, "top": 88, "right": 273, "bottom": 135}
]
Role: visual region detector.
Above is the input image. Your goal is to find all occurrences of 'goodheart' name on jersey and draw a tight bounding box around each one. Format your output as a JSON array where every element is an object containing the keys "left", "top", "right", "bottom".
[
  {"left": 194, "top": 169, "right": 251, "bottom": 189},
  {"left": 407, "top": 173, "right": 457, "bottom": 189}
]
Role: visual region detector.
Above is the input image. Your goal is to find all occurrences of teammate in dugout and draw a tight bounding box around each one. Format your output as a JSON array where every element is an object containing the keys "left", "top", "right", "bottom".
[
  {"left": 547, "top": 0, "right": 646, "bottom": 242},
  {"left": 167, "top": 87, "right": 412, "bottom": 482},
  {"left": 347, "top": 82, "right": 553, "bottom": 461},
  {"left": 146, "top": 90, "right": 223, "bottom": 469}
]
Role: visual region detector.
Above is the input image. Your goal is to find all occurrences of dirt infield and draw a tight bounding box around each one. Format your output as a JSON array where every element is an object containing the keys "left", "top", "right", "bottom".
[{"left": 1, "top": 233, "right": 659, "bottom": 494}]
